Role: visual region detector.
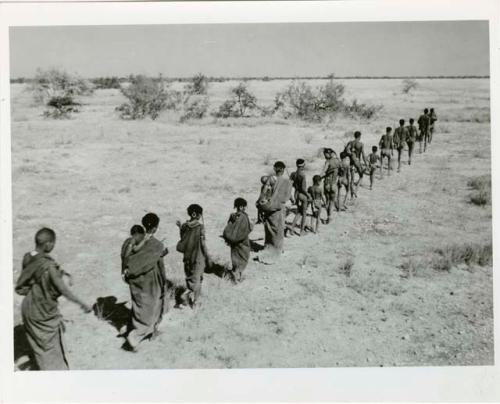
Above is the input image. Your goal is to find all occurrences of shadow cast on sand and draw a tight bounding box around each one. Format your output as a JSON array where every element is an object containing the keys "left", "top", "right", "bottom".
[
  {"left": 250, "top": 239, "right": 265, "bottom": 252},
  {"left": 93, "top": 296, "right": 131, "bottom": 332}
]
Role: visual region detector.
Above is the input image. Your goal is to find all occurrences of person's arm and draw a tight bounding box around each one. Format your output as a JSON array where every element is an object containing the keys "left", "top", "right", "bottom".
[
  {"left": 49, "top": 266, "right": 92, "bottom": 312},
  {"left": 361, "top": 144, "right": 367, "bottom": 166},
  {"left": 321, "top": 189, "right": 327, "bottom": 206},
  {"left": 199, "top": 225, "right": 212, "bottom": 267}
]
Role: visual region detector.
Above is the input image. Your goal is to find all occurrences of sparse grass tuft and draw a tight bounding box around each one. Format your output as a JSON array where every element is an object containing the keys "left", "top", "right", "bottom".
[
  {"left": 467, "top": 175, "right": 491, "bottom": 206},
  {"left": 432, "top": 242, "right": 492, "bottom": 271},
  {"left": 338, "top": 258, "right": 354, "bottom": 277},
  {"left": 399, "top": 258, "right": 420, "bottom": 278}
]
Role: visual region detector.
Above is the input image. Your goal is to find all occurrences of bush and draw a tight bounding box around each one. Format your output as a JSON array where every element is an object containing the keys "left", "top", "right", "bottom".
[
  {"left": 468, "top": 175, "right": 491, "bottom": 206},
  {"left": 30, "top": 68, "right": 93, "bottom": 104},
  {"left": 213, "top": 83, "right": 258, "bottom": 118},
  {"left": 43, "top": 95, "right": 80, "bottom": 119},
  {"left": 117, "top": 75, "right": 168, "bottom": 120},
  {"left": 343, "top": 99, "right": 384, "bottom": 120},
  {"left": 402, "top": 78, "right": 418, "bottom": 94},
  {"left": 432, "top": 242, "right": 492, "bottom": 271},
  {"left": 275, "top": 81, "right": 322, "bottom": 122},
  {"left": 184, "top": 73, "right": 209, "bottom": 95},
  {"left": 180, "top": 95, "right": 209, "bottom": 122},
  {"left": 274, "top": 79, "right": 381, "bottom": 122},
  {"left": 92, "top": 76, "right": 121, "bottom": 89}
]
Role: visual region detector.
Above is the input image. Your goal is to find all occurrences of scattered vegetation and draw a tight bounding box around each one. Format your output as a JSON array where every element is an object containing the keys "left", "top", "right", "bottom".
[
  {"left": 183, "top": 73, "right": 209, "bottom": 95},
  {"left": 180, "top": 95, "right": 209, "bottom": 122},
  {"left": 401, "top": 78, "right": 419, "bottom": 94},
  {"left": 432, "top": 242, "right": 492, "bottom": 271},
  {"left": 338, "top": 258, "right": 354, "bottom": 277},
  {"left": 274, "top": 79, "right": 382, "bottom": 122},
  {"left": 43, "top": 95, "right": 80, "bottom": 119},
  {"left": 214, "top": 83, "right": 258, "bottom": 118},
  {"left": 116, "top": 75, "right": 169, "bottom": 120},
  {"left": 92, "top": 76, "right": 121, "bottom": 89},
  {"left": 467, "top": 175, "right": 491, "bottom": 206},
  {"left": 29, "top": 68, "right": 93, "bottom": 119},
  {"left": 30, "top": 68, "right": 94, "bottom": 104}
]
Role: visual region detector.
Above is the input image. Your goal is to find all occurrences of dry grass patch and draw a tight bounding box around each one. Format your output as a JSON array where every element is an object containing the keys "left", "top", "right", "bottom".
[{"left": 467, "top": 175, "right": 491, "bottom": 206}]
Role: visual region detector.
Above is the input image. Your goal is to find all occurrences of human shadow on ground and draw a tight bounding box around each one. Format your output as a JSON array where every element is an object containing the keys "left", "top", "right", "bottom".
[
  {"left": 93, "top": 296, "right": 130, "bottom": 332},
  {"left": 205, "top": 262, "right": 230, "bottom": 279},
  {"left": 250, "top": 239, "right": 265, "bottom": 252},
  {"left": 14, "top": 324, "right": 37, "bottom": 371}
]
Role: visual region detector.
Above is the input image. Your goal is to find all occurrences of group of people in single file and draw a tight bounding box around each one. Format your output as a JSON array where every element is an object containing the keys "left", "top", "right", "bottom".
[{"left": 15, "top": 107, "right": 437, "bottom": 368}]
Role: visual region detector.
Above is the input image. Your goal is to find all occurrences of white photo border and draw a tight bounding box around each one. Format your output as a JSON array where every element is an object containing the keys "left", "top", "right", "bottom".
[{"left": 0, "top": 0, "right": 499, "bottom": 402}]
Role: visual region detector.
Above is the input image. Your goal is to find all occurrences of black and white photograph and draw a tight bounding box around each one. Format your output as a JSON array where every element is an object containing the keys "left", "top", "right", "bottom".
[{"left": 1, "top": 0, "right": 499, "bottom": 401}]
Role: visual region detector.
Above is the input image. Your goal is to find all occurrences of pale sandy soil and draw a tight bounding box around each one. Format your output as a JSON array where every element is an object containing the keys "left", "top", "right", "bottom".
[{"left": 11, "top": 79, "right": 492, "bottom": 369}]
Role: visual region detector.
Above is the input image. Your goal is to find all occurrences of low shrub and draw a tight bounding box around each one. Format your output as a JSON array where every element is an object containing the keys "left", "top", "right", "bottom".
[
  {"left": 433, "top": 242, "right": 492, "bottom": 270},
  {"left": 467, "top": 175, "right": 491, "bottom": 206},
  {"left": 117, "top": 75, "right": 168, "bottom": 120},
  {"left": 213, "top": 83, "right": 258, "bottom": 118},
  {"left": 43, "top": 95, "right": 80, "bottom": 119},
  {"left": 401, "top": 78, "right": 418, "bottom": 94},
  {"left": 180, "top": 95, "right": 209, "bottom": 122}
]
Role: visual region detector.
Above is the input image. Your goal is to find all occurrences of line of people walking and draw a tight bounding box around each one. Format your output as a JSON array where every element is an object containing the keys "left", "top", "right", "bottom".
[{"left": 14, "top": 107, "right": 437, "bottom": 368}]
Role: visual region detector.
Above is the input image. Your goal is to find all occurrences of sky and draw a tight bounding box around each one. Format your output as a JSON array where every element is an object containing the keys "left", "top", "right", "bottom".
[{"left": 9, "top": 21, "right": 490, "bottom": 78}]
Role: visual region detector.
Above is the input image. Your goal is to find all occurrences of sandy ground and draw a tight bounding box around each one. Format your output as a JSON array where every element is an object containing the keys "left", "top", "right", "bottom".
[{"left": 11, "top": 78, "right": 493, "bottom": 369}]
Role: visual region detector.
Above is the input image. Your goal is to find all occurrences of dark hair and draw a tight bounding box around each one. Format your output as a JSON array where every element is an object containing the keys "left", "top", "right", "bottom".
[
  {"left": 130, "top": 225, "right": 145, "bottom": 236},
  {"left": 424, "top": 108, "right": 429, "bottom": 113},
  {"left": 399, "top": 119, "right": 405, "bottom": 125},
  {"left": 339, "top": 150, "right": 347, "bottom": 159},
  {"left": 141, "top": 213, "right": 160, "bottom": 232},
  {"left": 234, "top": 197, "right": 247, "bottom": 208},
  {"left": 296, "top": 158, "right": 305, "bottom": 167},
  {"left": 354, "top": 131, "right": 361, "bottom": 139},
  {"left": 313, "top": 175, "right": 321, "bottom": 184},
  {"left": 187, "top": 204, "right": 203, "bottom": 217},
  {"left": 372, "top": 146, "right": 378, "bottom": 152},
  {"left": 386, "top": 127, "right": 392, "bottom": 133},
  {"left": 430, "top": 108, "right": 434, "bottom": 112},
  {"left": 409, "top": 118, "right": 414, "bottom": 124},
  {"left": 323, "top": 147, "right": 333, "bottom": 154},
  {"left": 273, "top": 161, "right": 286, "bottom": 170},
  {"left": 35, "top": 227, "right": 56, "bottom": 246}
]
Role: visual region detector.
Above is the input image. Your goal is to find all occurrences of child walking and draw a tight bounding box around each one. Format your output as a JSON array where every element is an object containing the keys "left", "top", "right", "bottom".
[
  {"left": 176, "top": 204, "right": 212, "bottom": 308},
  {"left": 223, "top": 197, "right": 254, "bottom": 283}
]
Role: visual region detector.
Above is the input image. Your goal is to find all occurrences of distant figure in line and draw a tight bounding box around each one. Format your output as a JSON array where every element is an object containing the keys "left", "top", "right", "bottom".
[
  {"left": 289, "top": 158, "right": 309, "bottom": 236},
  {"left": 176, "top": 204, "right": 212, "bottom": 308},
  {"left": 393, "top": 119, "right": 408, "bottom": 172},
  {"left": 337, "top": 151, "right": 351, "bottom": 211},
  {"left": 223, "top": 197, "right": 254, "bottom": 283},
  {"left": 418, "top": 108, "right": 431, "bottom": 152},
  {"left": 406, "top": 118, "right": 418, "bottom": 165},
  {"left": 367, "top": 146, "right": 381, "bottom": 190},
  {"left": 15, "top": 227, "right": 92, "bottom": 370},
  {"left": 429, "top": 108, "right": 437, "bottom": 144},
  {"left": 321, "top": 148, "right": 340, "bottom": 224},
  {"left": 379, "top": 127, "right": 394, "bottom": 176},
  {"left": 308, "top": 175, "right": 326, "bottom": 234},
  {"left": 345, "top": 131, "right": 368, "bottom": 194}
]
